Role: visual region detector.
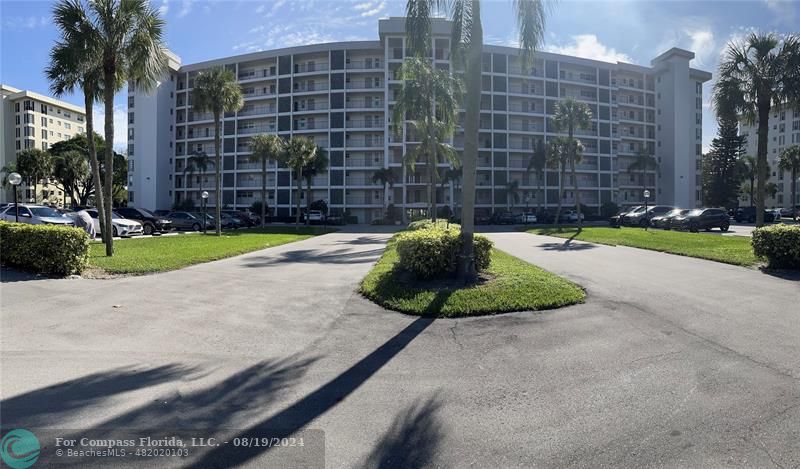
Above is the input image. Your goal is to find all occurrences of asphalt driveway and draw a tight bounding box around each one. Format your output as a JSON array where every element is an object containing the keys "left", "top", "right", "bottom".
[{"left": 2, "top": 228, "right": 799, "bottom": 468}]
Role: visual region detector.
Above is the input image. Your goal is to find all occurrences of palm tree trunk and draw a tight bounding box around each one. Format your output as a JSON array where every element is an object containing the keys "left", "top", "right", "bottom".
[
  {"left": 85, "top": 90, "right": 107, "bottom": 245},
  {"left": 261, "top": 159, "right": 267, "bottom": 227},
  {"left": 305, "top": 176, "right": 312, "bottom": 225},
  {"left": 429, "top": 125, "right": 437, "bottom": 222},
  {"left": 750, "top": 175, "right": 755, "bottom": 207},
  {"left": 572, "top": 159, "right": 581, "bottom": 228},
  {"left": 214, "top": 111, "right": 222, "bottom": 236},
  {"left": 792, "top": 168, "right": 797, "bottom": 222},
  {"left": 537, "top": 171, "right": 543, "bottom": 217},
  {"left": 755, "top": 102, "right": 770, "bottom": 227},
  {"left": 103, "top": 70, "right": 115, "bottom": 255},
  {"left": 295, "top": 172, "right": 302, "bottom": 227},
  {"left": 554, "top": 166, "right": 564, "bottom": 229},
  {"left": 457, "top": 0, "right": 482, "bottom": 282}
]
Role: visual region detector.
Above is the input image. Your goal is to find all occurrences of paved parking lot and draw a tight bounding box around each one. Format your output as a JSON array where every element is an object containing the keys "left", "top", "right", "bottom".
[{"left": 2, "top": 228, "right": 799, "bottom": 467}]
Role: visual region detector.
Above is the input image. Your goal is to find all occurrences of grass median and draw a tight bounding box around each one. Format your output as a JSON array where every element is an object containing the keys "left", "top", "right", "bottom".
[
  {"left": 89, "top": 226, "right": 332, "bottom": 274},
  {"left": 360, "top": 237, "right": 585, "bottom": 317},
  {"left": 527, "top": 226, "right": 757, "bottom": 267}
]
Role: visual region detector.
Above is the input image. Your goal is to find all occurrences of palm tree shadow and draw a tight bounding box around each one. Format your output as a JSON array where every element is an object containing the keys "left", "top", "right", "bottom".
[{"left": 364, "top": 394, "right": 445, "bottom": 468}]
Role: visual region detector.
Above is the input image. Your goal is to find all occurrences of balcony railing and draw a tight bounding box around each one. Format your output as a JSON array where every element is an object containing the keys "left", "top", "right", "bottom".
[
  {"left": 189, "top": 112, "right": 214, "bottom": 122},
  {"left": 508, "top": 122, "right": 543, "bottom": 132},
  {"left": 239, "top": 105, "right": 276, "bottom": 117},
  {"left": 294, "top": 62, "right": 329, "bottom": 73},
  {"left": 345, "top": 156, "right": 382, "bottom": 167},
  {"left": 346, "top": 60, "right": 382, "bottom": 70},
  {"left": 508, "top": 65, "right": 543, "bottom": 77},
  {"left": 293, "top": 83, "right": 329, "bottom": 92},
  {"left": 507, "top": 103, "right": 540, "bottom": 113},
  {"left": 346, "top": 137, "right": 382, "bottom": 148},
  {"left": 508, "top": 85, "right": 542, "bottom": 96},
  {"left": 294, "top": 103, "right": 329, "bottom": 112},
  {"left": 346, "top": 99, "right": 383, "bottom": 109},
  {"left": 295, "top": 120, "right": 328, "bottom": 130},
  {"left": 346, "top": 119, "right": 383, "bottom": 129},
  {"left": 345, "top": 194, "right": 376, "bottom": 204},
  {"left": 345, "top": 176, "right": 380, "bottom": 185},
  {"left": 243, "top": 89, "right": 277, "bottom": 99},
  {"left": 238, "top": 123, "right": 277, "bottom": 135},
  {"left": 508, "top": 141, "right": 535, "bottom": 150},
  {"left": 238, "top": 69, "right": 277, "bottom": 80},
  {"left": 346, "top": 80, "right": 382, "bottom": 90},
  {"left": 560, "top": 72, "right": 597, "bottom": 84}
]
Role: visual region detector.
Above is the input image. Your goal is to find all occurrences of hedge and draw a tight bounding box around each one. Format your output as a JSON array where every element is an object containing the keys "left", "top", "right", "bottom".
[
  {"left": 407, "top": 219, "right": 461, "bottom": 231},
  {"left": 752, "top": 224, "right": 800, "bottom": 269},
  {"left": 0, "top": 222, "right": 90, "bottom": 275},
  {"left": 395, "top": 225, "right": 492, "bottom": 279}
]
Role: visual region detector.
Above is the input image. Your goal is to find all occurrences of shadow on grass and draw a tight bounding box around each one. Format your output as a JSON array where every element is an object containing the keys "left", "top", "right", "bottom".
[
  {"left": 365, "top": 266, "right": 460, "bottom": 316},
  {"left": 364, "top": 393, "right": 445, "bottom": 468}
]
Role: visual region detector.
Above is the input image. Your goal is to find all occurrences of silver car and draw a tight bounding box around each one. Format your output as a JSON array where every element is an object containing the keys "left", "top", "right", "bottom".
[
  {"left": 84, "top": 208, "right": 144, "bottom": 237},
  {"left": 0, "top": 204, "right": 75, "bottom": 226}
]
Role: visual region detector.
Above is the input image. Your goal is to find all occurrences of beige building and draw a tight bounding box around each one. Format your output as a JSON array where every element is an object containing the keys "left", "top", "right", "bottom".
[{"left": 1, "top": 84, "right": 87, "bottom": 205}]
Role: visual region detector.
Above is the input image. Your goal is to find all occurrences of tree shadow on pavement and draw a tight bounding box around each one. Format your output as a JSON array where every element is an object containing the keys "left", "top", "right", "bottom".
[
  {"left": 189, "top": 316, "right": 434, "bottom": 468},
  {"left": 363, "top": 394, "right": 445, "bottom": 469},
  {"left": 242, "top": 247, "right": 385, "bottom": 267},
  {"left": 759, "top": 267, "right": 800, "bottom": 281},
  {"left": 0, "top": 364, "right": 199, "bottom": 428}
]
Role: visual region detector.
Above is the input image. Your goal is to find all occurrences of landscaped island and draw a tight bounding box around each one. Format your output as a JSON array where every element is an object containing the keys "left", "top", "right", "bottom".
[{"left": 361, "top": 223, "right": 584, "bottom": 317}]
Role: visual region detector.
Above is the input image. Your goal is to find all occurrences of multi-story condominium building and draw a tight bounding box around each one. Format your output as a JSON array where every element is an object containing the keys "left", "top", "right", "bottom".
[
  {"left": 1, "top": 84, "right": 87, "bottom": 205},
  {"left": 128, "top": 18, "right": 711, "bottom": 222},
  {"left": 739, "top": 105, "right": 800, "bottom": 208}
]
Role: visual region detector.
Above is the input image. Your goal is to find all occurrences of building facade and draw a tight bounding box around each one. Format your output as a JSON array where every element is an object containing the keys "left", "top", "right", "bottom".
[
  {"left": 1, "top": 84, "right": 87, "bottom": 205},
  {"left": 128, "top": 18, "right": 711, "bottom": 222},
  {"left": 739, "top": 105, "right": 800, "bottom": 208}
]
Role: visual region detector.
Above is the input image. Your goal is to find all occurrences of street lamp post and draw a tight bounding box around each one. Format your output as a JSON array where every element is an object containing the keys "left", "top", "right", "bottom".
[
  {"left": 643, "top": 189, "right": 650, "bottom": 231},
  {"left": 8, "top": 172, "right": 22, "bottom": 223},
  {"left": 201, "top": 191, "right": 209, "bottom": 234}
]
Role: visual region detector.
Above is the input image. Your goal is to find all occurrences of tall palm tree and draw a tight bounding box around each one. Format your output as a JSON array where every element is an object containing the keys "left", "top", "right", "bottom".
[
  {"left": 405, "top": 0, "right": 549, "bottom": 280},
  {"left": 65, "top": 0, "right": 169, "bottom": 253},
  {"left": 778, "top": 145, "right": 800, "bottom": 220},
  {"left": 15, "top": 149, "right": 53, "bottom": 204},
  {"left": 628, "top": 149, "right": 658, "bottom": 205},
  {"left": 184, "top": 149, "right": 212, "bottom": 205},
  {"left": 547, "top": 137, "right": 570, "bottom": 228},
  {"left": 505, "top": 180, "right": 520, "bottom": 211},
  {"left": 553, "top": 98, "right": 592, "bottom": 227},
  {"left": 714, "top": 32, "right": 800, "bottom": 226},
  {"left": 47, "top": 0, "right": 109, "bottom": 242},
  {"left": 737, "top": 155, "right": 758, "bottom": 207},
  {"left": 526, "top": 140, "right": 547, "bottom": 217},
  {"left": 372, "top": 167, "right": 398, "bottom": 218},
  {"left": 280, "top": 136, "right": 317, "bottom": 227},
  {"left": 401, "top": 119, "right": 460, "bottom": 221},
  {"left": 249, "top": 134, "right": 284, "bottom": 227},
  {"left": 193, "top": 66, "right": 244, "bottom": 235},
  {"left": 302, "top": 147, "right": 329, "bottom": 224},
  {"left": 392, "top": 57, "right": 462, "bottom": 222}
]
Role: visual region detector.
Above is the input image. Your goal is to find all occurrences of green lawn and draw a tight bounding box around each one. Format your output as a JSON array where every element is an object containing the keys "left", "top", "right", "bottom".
[
  {"left": 89, "top": 227, "right": 331, "bottom": 274},
  {"left": 360, "top": 238, "right": 585, "bottom": 317},
  {"left": 528, "top": 226, "right": 757, "bottom": 267}
]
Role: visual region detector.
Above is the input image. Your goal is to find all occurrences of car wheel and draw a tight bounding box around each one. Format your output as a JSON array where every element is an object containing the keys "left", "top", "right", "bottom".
[
  {"left": 192, "top": 223, "right": 201, "bottom": 231},
  {"left": 721, "top": 223, "right": 729, "bottom": 232},
  {"left": 143, "top": 223, "right": 154, "bottom": 235},
  {"left": 112, "top": 226, "right": 118, "bottom": 237},
  {"left": 689, "top": 223, "right": 699, "bottom": 233}
]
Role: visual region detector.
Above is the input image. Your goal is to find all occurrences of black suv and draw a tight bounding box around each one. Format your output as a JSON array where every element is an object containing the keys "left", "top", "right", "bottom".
[
  {"left": 671, "top": 208, "right": 730, "bottom": 232},
  {"left": 115, "top": 207, "right": 174, "bottom": 235},
  {"left": 625, "top": 205, "right": 674, "bottom": 227},
  {"left": 734, "top": 206, "right": 776, "bottom": 223}
]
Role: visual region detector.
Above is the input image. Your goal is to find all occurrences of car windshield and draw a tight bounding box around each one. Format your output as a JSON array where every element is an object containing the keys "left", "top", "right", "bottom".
[
  {"left": 666, "top": 209, "right": 683, "bottom": 216},
  {"left": 111, "top": 212, "right": 125, "bottom": 219},
  {"left": 688, "top": 209, "right": 704, "bottom": 216},
  {"left": 137, "top": 208, "right": 156, "bottom": 217},
  {"left": 29, "top": 207, "right": 64, "bottom": 218}
]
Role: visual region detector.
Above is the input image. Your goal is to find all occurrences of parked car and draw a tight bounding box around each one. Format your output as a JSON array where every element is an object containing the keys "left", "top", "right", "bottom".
[
  {"left": 559, "top": 210, "right": 585, "bottom": 223},
  {"left": 651, "top": 208, "right": 690, "bottom": 229},
  {"left": 671, "top": 208, "right": 730, "bottom": 232},
  {"left": 609, "top": 206, "right": 642, "bottom": 227},
  {"left": 516, "top": 212, "right": 538, "bottom": 224},
  {"left": 82, "top": 208, "right": 143, "bottom": 237},
  {"left": 154, "top": 209, "right": 171, "bottom": 217},
  {"left": 624, "top": 205, "right": 674, "bottom": 227},
  {"left": 222, "top": 210, "right": 258, "bottom": 227},
  {"left": 167, "top": 211, "right": 213, "bottom": 231},
  {"left": 491, "top": 211, "right": 518, "bottom": 224},
  {"left": 220, "top": 212, "right": 245, "bottom": 229},
  {"left": 306, "top": 210, "right": 326, "bottom": 224},
  {"left": 621, "top": 206, "right": 649, "bottom": 226},
  {"left": 733, "top": 206, "right": 776, "bottom": 223},
  {"left": 115, "top": 207, "right": 173, "bottom": 235},
  {"left": 191, "top": 212, "right": 217, "bottom": 228},
  {"left": 0, "top": 204, "right": 75, "bottom": 226}
]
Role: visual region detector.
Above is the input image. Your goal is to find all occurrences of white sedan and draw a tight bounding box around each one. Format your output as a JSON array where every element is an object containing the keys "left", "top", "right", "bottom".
[{"left": 82, "top": 208, "right": 144, "bottom": 237}]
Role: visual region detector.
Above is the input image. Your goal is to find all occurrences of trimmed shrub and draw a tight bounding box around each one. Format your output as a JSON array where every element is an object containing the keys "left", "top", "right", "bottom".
[
  {"left": 752, "top": 224, "right": 800, "bottom": 269},
  {"left": 407, "top": 219, "right": 461, "bottom": 231},
  {"left": 0, "top": 222, "right": 89, "bottom": 275},
  {"left": 396, "top": 225, "right": 492, "bottom": 279}
]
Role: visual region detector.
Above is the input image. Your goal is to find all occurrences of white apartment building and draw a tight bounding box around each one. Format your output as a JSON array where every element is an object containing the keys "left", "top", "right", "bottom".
[
  {"left": 128, "top": 18, "right": 711, "bottom": 222},
  {"left": 739, "top": 105, "right": 800, "bottom": 208},
  {"left": 1, "top": 84, "right": 86, "bottom": 205}
]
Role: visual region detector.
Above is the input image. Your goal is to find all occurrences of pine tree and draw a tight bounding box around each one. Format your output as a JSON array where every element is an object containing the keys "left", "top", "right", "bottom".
[{"left": 702, "top": 114, "right": 746, "bottom": 208}]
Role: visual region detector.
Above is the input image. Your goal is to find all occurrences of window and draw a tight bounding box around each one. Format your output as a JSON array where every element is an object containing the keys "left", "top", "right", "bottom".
[
  {"left": 128, "top": 113, "right": 134, "bottom": 124},
  {"left": 14, "top": 102, "right": 19, "bottom": 112},
  {"left": 696, "top": 97, "right": 702, "bottom": 109},
  {"left": 65, "top": 123, "right": 71, "bottom": 130},
  {"left": 41, "top": 129, "right": 47, "bottom": 139},
  {"left": 41, "top": 116, "right": 47, "bottom": 127},
  {"left": 696, "top": 82, "right": 702, "bottom": 94}
]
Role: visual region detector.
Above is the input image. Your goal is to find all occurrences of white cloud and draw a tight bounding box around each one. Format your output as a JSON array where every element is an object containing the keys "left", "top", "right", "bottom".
[
  {"left": 764, "top": 0, "right": 796, "bottom": 23},
  {"left": 92, "top": 105, "right": 128, "bottom": 153},
  {"left": 359, "top": 0, "right": 387, "bottom": 17},
  {"left": 177, "top": 0, "right": 193, "bottom": 18},
  {"left": 685, "top": 29, "right": 716, "bottom": 68},
  {"left": 2, "top": 16, "right": 49, "bottom": 30},
  {"left": 157, "top": 0, "right": 169, "bottom": 16},
  {"left": 546, "top": 35, "right": 632, "bottom": 64}
]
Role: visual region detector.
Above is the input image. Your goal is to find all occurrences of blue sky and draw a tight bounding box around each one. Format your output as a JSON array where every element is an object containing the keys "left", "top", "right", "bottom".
[{"left": 1, "top": 0, "right": 797, "bottom": 151}]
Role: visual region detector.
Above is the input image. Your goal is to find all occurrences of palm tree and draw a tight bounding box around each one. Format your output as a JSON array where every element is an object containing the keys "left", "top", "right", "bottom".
[
  {"left": 553, "top": 98, "right": 592, "bottom": 227},
  {"left": 526, "top": 140, "right": 547, "bottom": 217},
  {"left": 443, "top": 167, "right": 462, "bottom": 219},
  {"left": 53, "top": 150, "right": 88, "bottom": 208},
  {"left": 280, "top": 136, "right": 317, "bottom": 227},
  {"left": 547, "top": 137, "right": 570, "bottom": 228},
  {"left": 628, "top": 149, "right": 658, "bottom": 205},
  {"left": 192, "top": 66, "right": 244, "bottom": 235},
  {"left": 184, "top": 149, "right": 212, "bottom": 206},
  {"left": 249, "top": 134, "right": 285, "bottom": 227},
  {"left": 714, "top": 32, "right": 800, "bottom": 226},
  {"left": 737, "top": 155, "right": 758, "bottom": 206},
  {"left": 15, "top": 149, "right": 53, "bottom": 203},
  {"left": 778, "top": 145, "right": 800, "bottom": 220},
  {"left": 505, "top": 180, "right": 520, "bottom": 211},
  {"left": 404, "top": 0, "right": 550, "bottom": 281},
  {"left": 302, "top": 147, "right": 329, "bottom": 224},
  {"left": 47, "top": 0, "right": 109, "bottom": 242},
  {"left": 401, "top": 119, "right": 461, "bottom": 221},
  {"left": 392, "top": 57, "right": 462, "bottom": 222},
  {"left": 372, "top": 167, "right": 398, "bottom": 218}
]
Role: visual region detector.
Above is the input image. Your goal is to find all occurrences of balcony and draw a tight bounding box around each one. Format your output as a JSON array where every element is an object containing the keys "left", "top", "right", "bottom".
[
  {"left": 294, "top": 102, "right": 329, "bottom": 112},
  {"left": 508, "top": 141, "right": 535, "bottom": 150},
  {"left": 345, "top": 175, "right": 380, "bottom": 186},
  {"left": 293, "top": 83, "right": 329, "bottom": 93},
  {"left": 346, "top": 119, "right": 383, "bottom": 129},
  {"left": 345, "top": 156, "right": 383, "bottom": 167},
  {"left": 559, "top": 71, "right": 597, "bottom": 85},
  {"left": 294, "top": 62, "right": 329, "bottom": 74},
  {"left": 189, "top": 112, "right": 214, "bottom": 122},
  {"left": 295, "top": 120, "right": 328, "bottom": 130},
  {"left": 243, "top": 89, "right": 276, "bottom": 99},
  {"left": 508, "top": 65, "right": 543, "bottom": 77},
  {"left": 238, "top": 123, "right": 277, "bottom": 135},
  {"left": 239, "top": 105, "right": 276, "bottom": 117},
  {"left": 508, "top": 102, "right": 541, "bottom": 114},
  {"left": 346, "top": 59, "right": 382, "bottom": 70},
  {"left": 346, "top": 80, "right": 382, "bottom": 90},
  {"left": 346, "top": 137, "right": 383, "bottom": 148},
  {"left": 345, "top": 194, "right": 376, "bottom": 204},
  {"left": 346, "top": 99, "right": 383, "bottom": 109},
  {"left": 508, "top": 85, "right": 542, "bottom": 96},
  {"left": 238, "top": 69, "right": 276, "bottom": 80},
  {"left": 508, "top": 122, "right": 543, "bottom": 132}
]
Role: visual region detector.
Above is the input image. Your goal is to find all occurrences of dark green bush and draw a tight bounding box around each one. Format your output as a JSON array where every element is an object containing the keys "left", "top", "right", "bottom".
[
  {"left": 0, "top": 222, "right": 89, "bottom": 275},
  {"left": 396, "top": 225, "right": 492, "bottom": 279},
  {"left": 752, "top": 224, "right": 800, "bottom": 269}
]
